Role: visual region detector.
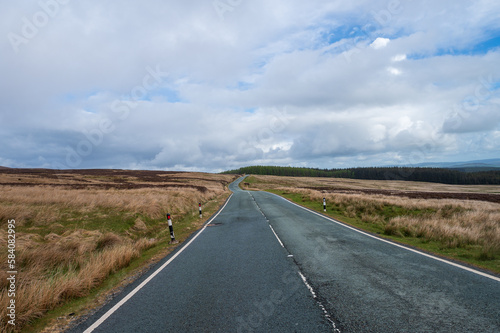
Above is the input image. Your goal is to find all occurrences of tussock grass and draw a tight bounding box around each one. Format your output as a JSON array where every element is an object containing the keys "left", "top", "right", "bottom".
[
  {"left": 0, "top": 240, "right": 142, "bottom": 330},
  {"left": 0, "top": 186, "right": 226, "bottom": 227},
  {"left": 0, "top": 170, "right": 236, "bottom": 332}
]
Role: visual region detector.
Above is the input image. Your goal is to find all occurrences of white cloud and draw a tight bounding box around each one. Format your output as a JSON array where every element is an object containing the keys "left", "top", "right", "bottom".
[
  {"left": 387, "top": 67, "right": 402, "bottom": 75},
  {"left": 370, "top": 37, "right": 391, "bottom": 49},
  {"left": 392, "top": 54, "right": 407, "bottom": 62}
]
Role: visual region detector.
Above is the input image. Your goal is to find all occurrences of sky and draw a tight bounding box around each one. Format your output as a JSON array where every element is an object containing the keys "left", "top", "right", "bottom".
[{"left": 1, "top": 0, "right": 500, "bottom": 172}]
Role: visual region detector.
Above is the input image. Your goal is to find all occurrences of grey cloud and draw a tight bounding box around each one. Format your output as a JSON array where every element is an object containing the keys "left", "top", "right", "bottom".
[{"left": 442, "top": 105, "right": 500, "bottom": 133}]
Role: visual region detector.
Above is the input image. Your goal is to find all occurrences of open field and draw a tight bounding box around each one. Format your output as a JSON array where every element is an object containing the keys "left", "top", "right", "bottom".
[
  {"left": 0, "top": 169, "right": 237, "bottom": 332},
  {"left": 242, "top": 175, "right": 500, "bottom": 274}
]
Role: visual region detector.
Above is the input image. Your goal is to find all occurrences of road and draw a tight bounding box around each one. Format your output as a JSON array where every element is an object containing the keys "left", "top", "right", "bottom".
[{"left": 70, "top": 176, "right": 500, "bottom": 332}]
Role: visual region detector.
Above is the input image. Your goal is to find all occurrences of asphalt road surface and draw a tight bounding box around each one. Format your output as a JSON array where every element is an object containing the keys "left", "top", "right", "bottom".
[{"left": 70, "top": 176, "right": 500, "bottom": 332}]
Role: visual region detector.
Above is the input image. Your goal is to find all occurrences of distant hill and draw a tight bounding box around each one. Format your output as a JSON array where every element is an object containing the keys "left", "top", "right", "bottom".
[{"left": 412, "top": 159, "right": 500, "bottom": 172}]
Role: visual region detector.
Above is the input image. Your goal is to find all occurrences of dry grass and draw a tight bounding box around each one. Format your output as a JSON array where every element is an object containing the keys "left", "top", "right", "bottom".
[
  {"left": 385, "top": 211, "right": 500, "bottom": 257},
  {"left": 0, "top": 186, "right": 227, "bottom": 227},
  {"left": 0, "top": 238, "right": 142, "bottom": 330},
  {"left": 0, "top": 169, "right": 236, "bottom": 332},
  {"left": 246, "top": 175, "right": 500, "bottom": 262}
]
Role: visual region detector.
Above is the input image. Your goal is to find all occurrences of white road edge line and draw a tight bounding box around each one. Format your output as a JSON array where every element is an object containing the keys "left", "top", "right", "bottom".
[
  {"left": 269, "top": 225, "right": 284, "bottom": 248},
  {"left": 269, "top": 193, "right": 500, "bottom": 283},
  {"left": 83, "top": 193, "right": 234, "bottom": 333}
]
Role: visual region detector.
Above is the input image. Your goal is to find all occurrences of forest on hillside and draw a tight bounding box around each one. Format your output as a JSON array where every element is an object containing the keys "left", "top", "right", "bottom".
[{"left": 222, "top": 166, "right": 500, "bottom": 185}]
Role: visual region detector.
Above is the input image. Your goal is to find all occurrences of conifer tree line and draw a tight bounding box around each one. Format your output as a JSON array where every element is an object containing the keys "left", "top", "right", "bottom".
[{"left": 222, "top": 166, "right": 500, "bottom": 185}]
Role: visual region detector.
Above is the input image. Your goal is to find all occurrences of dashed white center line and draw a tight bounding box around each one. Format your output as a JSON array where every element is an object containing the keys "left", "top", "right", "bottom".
[
  {"left": 298, "top": 271, "right": 340, "bottom": 332},
  {"left": 269, "top": 225, "right": 284, "bottom": 248},
  {"left": 298, "top": 271, "right": 316, "bottom": 298}
]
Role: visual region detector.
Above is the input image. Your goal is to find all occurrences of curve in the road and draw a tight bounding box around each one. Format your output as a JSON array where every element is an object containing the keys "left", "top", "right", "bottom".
[
  {"left": 71, "top": 176, "right": 336, "bottom": 333},
  {"left": 70, "top": 176, "right": 500, "bottom": 333}
]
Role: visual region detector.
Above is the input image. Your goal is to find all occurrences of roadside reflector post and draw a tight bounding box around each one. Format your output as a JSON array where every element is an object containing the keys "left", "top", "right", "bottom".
[
  {"left": 167, "top": 214, "right": 178, "bottom": 244},
  {"left": 323, "top": 197, "right": 326, "bottom": 212},
  {"left": 199, "top": 203, "right": 202, "bottom": 218}
]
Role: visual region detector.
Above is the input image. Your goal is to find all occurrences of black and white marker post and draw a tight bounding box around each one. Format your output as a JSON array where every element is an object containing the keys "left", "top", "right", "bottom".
[
  {"left": 323, "top": 197, "right": 326, "bottom": 212},
  {"left": 167, "top": 214, "right": 177, "bottom": 244},
  {"left": 199, "top": 203, "right": 202, "bottom": 218}
]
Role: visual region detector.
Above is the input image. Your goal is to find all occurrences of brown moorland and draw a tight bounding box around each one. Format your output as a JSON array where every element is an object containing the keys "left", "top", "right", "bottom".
[{"left": 0, "top": 168, "right": 237, "bottom": 332}]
